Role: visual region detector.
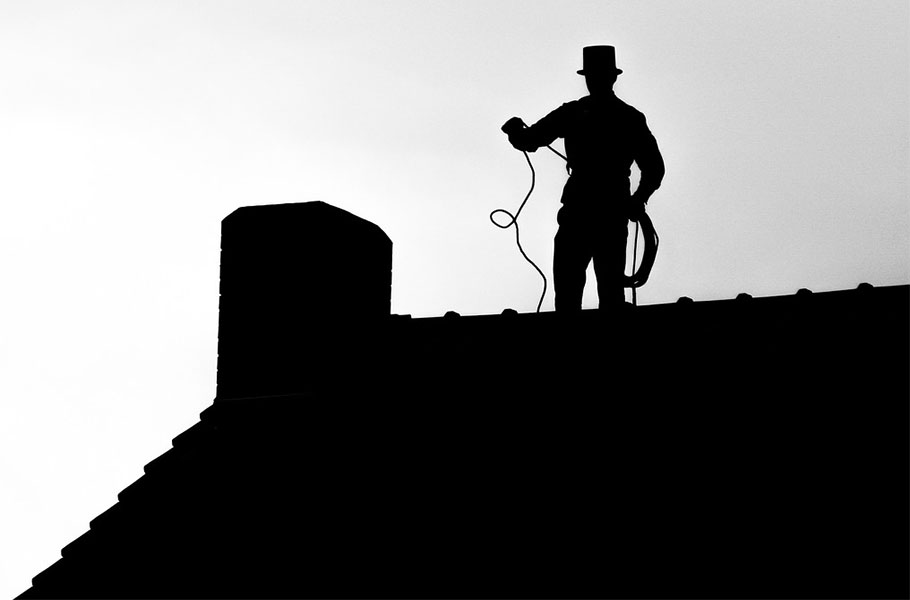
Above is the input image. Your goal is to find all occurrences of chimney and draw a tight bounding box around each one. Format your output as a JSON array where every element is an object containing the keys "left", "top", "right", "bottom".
[{"left": 216, "top": 202, "right": 392, "bottom": 400}]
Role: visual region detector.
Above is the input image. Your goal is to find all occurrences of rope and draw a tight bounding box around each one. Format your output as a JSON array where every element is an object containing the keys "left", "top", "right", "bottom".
[
  {"left": 489, "top": 151, "right": 548, "bottom": 313},
  {"left": 631, "top": 220, "right": 640, "bottom": 306},
  {"left": 493, "top": 140, "right": 644, "bottom": 312},
  {"left": 544, "top": 144, "right": 568, "bottom": 162}
]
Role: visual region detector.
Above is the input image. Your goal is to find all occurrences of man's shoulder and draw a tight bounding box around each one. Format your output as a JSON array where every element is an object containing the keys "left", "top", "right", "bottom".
[
  {"left": 551, "top": 98, "right": 584, "bottom": 113},
  {"left": 613, "top": 96, "right": 647, "bottom": 119}
]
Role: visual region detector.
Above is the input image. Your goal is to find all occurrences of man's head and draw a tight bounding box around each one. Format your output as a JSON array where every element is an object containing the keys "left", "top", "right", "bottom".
[
  {"left": 584, "top": 71, "right": 618, "bottom": 97},
  {"left": 577, "top": 45, "right": 622, "bottom": 97}
]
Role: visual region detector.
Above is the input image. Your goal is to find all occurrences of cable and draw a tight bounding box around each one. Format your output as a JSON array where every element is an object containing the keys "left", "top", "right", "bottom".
[
  {"left": 631, "top": 220, "right": 640, "bottom": 307},
  {"left": 489, "top": 150, "right": 548, "bottom": 313},
  {"left": 494, "top": 140, "right": 649, "bottom": 312},
  {"left": 544, "top": 144, "right": 568, "bottom": 163}
]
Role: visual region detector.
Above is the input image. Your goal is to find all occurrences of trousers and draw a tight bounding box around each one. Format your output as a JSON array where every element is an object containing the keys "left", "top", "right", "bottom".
[{"left": 553, "top": 200, "right": 629, "bottom": 312}]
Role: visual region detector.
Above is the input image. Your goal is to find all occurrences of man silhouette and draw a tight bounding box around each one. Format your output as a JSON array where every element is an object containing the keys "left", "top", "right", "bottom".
[{"left": 503, "top": 45, "right": 665, "bottom": 312}]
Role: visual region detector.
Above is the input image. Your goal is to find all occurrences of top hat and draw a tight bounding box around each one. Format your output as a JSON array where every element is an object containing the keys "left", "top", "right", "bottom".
[{"left": 577, "top": 45, "right": 623, "bottom": 75}]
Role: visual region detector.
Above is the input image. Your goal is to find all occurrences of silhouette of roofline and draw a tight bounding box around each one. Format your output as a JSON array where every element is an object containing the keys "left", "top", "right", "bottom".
[{"left": 18, "top": 200, "right": 908, "bottom": 598}]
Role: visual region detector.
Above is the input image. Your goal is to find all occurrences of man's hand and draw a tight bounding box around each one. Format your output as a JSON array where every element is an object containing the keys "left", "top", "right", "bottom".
[
  {"left": 628, "top": 195, "right": 647, "bottom": 222},
  {"left": 501, "top": 117, "right": 527, "bottom": 135},
  {"left": 502, "top": 117, "right": 538, "bottom": 152}
]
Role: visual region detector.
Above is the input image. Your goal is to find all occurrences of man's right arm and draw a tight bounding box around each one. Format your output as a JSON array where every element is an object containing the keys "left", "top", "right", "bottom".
[{"left": 502, "top": 104, "right": 568, "bottom": 152}]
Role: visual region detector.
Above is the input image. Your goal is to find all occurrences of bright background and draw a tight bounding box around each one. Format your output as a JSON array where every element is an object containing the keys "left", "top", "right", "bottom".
[{"left": 1, "top": 1, "right": 907, "bottom": 595}]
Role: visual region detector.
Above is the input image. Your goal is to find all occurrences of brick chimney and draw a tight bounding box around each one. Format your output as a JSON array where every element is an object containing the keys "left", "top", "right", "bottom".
[{"left": 216, "top": 202, "right": 392, "bottom": 399}]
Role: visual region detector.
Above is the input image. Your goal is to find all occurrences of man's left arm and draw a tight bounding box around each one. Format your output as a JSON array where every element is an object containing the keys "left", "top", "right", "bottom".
[{"left": 630, "top": 115, "right": 665, "bottom": 219}]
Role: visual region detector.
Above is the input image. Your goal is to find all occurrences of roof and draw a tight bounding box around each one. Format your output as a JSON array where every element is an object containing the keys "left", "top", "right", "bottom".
[{"left": 19, "top": 284, "right": 910, "bottom": 598}]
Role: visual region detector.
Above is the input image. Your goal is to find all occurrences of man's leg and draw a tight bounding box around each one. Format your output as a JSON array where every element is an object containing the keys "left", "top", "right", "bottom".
[
  {"left": 553, "top": 208, "right": 592, "bottom": 312},
  {"left": 593, "top": 219, "right": 629, "bottom": 309}
]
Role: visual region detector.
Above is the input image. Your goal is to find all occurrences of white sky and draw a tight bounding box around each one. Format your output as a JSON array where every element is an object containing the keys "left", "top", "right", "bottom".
[{"left": 1, "top": 1, "right": 907, "bottom": 595}]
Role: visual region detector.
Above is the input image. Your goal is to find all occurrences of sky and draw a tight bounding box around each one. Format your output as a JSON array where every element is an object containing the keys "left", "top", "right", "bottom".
[{"left": 1, "top": 0, "right": 907, "bottom": 595}]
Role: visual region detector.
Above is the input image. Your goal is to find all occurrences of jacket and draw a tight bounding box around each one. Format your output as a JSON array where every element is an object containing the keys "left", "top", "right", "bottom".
[{"left": 508, "top": 93, "right": 665, "bottom": 207}]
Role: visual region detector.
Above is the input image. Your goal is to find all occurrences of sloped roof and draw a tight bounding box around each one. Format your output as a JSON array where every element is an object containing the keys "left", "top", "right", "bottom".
[{"left": 19, "top": 284, "right": 909, "bottom": 599}]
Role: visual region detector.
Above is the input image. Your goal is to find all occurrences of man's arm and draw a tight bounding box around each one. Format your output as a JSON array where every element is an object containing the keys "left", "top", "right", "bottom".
[
  {"left": 632, "top": 116, "right": 665, "bottom": 203},
  {"left": 502, "top": 104, "right": 569, "bottom": 152}
]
